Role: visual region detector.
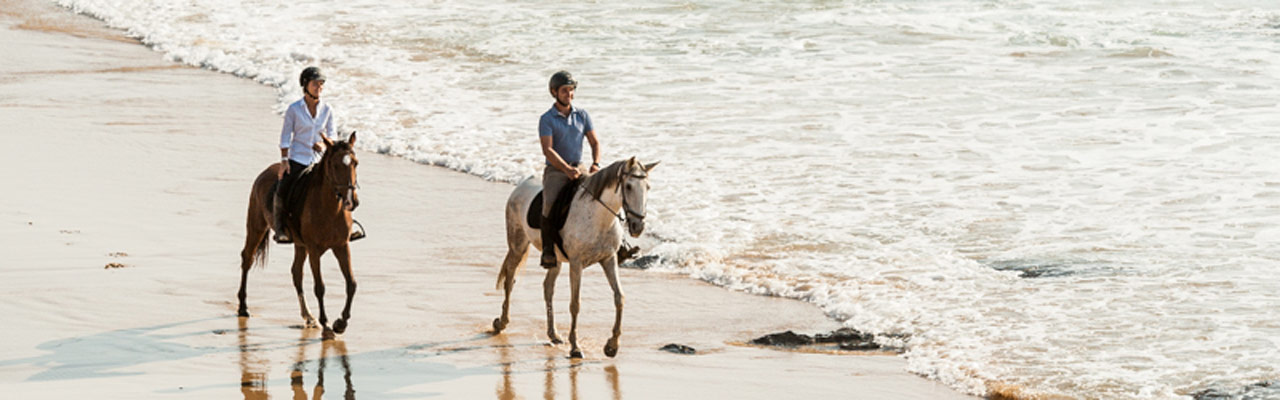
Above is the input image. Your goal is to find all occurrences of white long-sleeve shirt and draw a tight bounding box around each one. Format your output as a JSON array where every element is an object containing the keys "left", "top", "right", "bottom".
[{"left": 279, "top": 99, "right": 335, "bottom": 165}]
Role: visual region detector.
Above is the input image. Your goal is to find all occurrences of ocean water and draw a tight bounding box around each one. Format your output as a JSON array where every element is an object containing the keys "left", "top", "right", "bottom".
[{"left": 55, "top": 0, "right": 1280, "bottom": 398}]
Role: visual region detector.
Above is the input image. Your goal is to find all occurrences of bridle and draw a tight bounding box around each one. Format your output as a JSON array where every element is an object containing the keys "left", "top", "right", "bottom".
[
  {"left": 325, "top": 150, "right": 359, "bottom": 205},
  {"left": 591, "top": 171, "right": 647, "bottom": 224}
]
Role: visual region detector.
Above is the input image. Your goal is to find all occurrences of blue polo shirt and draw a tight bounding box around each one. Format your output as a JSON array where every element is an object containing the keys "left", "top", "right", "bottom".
[{"left": 538, "top": 105, "right": 593, "bottom": 165}]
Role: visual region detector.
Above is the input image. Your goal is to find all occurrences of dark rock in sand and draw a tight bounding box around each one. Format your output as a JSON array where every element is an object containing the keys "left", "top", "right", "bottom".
[
  {"left": 622, "top": 254, "right": 661, "bottom": 270},
  {"left": 659, "top": 343, "right": 696, "bottom": 355},
  {"left": 814, "top": 327, "right": 874, "bottom": 344},
  {"left": 1192, "top": 380, "right": 1279, "bottom": 400},
  {"left": 751, "top": 331, "right": 814, "bottom": 347}
]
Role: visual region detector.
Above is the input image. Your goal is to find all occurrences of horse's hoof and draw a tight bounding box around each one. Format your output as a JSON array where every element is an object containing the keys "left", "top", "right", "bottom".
[
  {"left": 604, "top": 343, "right": 618, "bottom": 358},
  {"left": 332, "top": 318, "right": 348, "bottom": 334},
  {"left": 492, "top": 318, "right": 505, "bottom": 333},
  {"left": 237, "top": 309, "right": 250, "bottom": 318},
  {"left": 304, "top": 318, "right": 318, "bottom": 329},
  {"left": 549, "top": 336, "right": 564, "bottom": 345},
  {"left": 322, "top": 328, "right": 336, "bottom": 341},
  {"left": 569, "top": 349, "right": 584, "bottom": 359}
]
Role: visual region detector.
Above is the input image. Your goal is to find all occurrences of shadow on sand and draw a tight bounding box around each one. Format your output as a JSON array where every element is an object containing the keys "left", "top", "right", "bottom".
[{"left": 0, "top": 317, "right": 229, "bottom": 381}]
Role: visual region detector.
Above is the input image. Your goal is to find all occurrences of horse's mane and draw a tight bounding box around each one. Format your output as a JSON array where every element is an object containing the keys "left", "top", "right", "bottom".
[
  {"left": 320, "top": 141, "right": 353, "bottom": 165},
  {"left": 295, "top": 140, "right": 354, "bottom": 190},
  {"left": 580, "top": 159, "right": 633, "bottom": 201}
]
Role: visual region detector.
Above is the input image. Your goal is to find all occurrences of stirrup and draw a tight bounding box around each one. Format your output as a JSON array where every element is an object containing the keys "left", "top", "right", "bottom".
[{"left": 348, "top": 220, "right": 367, "bottom": 242}]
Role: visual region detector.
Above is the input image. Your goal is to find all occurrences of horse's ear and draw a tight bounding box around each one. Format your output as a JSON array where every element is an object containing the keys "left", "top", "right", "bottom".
[
  {"left": 643, "top": 161, "right": 660, "bottom": 172},
  {"left": 348, "top": 131, "right": 357, "bottom": 145},
  {"left": 322, "top": 135, "right": 335, "bottom": 147}
]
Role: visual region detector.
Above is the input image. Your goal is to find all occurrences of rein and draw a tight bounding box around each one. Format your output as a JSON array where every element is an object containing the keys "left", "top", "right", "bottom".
[
  {"left": 587, "top": 171, "right": 646, "bottom": 224},
  {"left": 319, "top": 151, "right": 358, "bottom": 205}
]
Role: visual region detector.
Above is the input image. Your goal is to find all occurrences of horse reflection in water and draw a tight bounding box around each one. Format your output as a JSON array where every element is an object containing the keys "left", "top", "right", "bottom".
[
  {"left": 493, "top": 344, "right": 622, "bottom": 400},
  {"left": 236, "top": 322, "right": 354, "bottom": 400},
  {"left": 238, "top": 318, "right": 268, "bottom": 400},
  {"left": 289, "top": 333, "right": 354, "bottom": 400}
]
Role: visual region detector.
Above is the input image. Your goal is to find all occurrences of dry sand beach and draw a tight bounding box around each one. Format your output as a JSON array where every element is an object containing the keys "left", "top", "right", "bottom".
[{"left": 0, "top": 2, "right": 975, "bottom": 399}]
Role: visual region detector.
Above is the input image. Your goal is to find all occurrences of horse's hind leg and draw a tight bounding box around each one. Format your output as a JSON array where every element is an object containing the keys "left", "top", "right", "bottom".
[
  {"left": 492, "top": 245, "right": 528, "bottom": 333},
  {"left": 291, "top": 246, "right": 316, "bottom": 328},
  {"left": 237, "top": 203, "right": 270, "bottom": 318},
  {"left": 543, "top": 265, "right": 564, "bottom": 344},
  {"left": 330, "top": 244, "right": 357, "bottom": 335},
  {"left": 601, "top": 256, "right": 625, "bottom": 357}
]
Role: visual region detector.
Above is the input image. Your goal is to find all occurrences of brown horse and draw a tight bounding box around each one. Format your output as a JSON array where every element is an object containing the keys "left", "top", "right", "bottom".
[{"left": 237, "top": 133, "right": 361, "bottom": 336}]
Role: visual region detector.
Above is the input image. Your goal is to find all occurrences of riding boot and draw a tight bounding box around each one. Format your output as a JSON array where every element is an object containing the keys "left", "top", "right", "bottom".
[
  {"left": 272, "top": 193, "right": 291, "bottom": 243},
  {"left": 540, "top": 226, "right": 558, "bottom": 268},
  {"left": 617, "top": 243, "right": 640, "bottom": 263}
]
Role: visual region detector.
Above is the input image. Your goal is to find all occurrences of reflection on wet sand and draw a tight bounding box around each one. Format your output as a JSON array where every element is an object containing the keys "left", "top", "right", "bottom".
[
  {"left": 605, "top": 365, "right": 620, "bottom": 400},
  {"left": 237, "top": 318, "right": 268, "bottom": 400},
  {"left": 290, "top": 337, "right": 354, "bottom": 400},
  {"left": 494, "top": 347, "right": 622, "bottom": 400},
  {"left": 543, "top": 358, "right": 555, "bottom": 400},
  {"left": 237, "top": 319, "right": 353, "bottom": 400},
  {"left": 495, "top": 335, "right": 515, "bottom": 400}
]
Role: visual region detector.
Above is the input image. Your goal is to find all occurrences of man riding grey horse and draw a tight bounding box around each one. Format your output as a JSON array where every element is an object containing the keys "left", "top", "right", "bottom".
[
  {"left": 537, "top": 71, "right": 638, "bottom": 266},
  {"left": 537, "top": 71, "right": 602, "bottom": 268}
]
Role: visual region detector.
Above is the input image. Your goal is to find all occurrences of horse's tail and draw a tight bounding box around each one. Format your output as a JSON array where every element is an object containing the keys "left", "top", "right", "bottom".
[
  {"left": 496, "top": 178, "right": 535, "bottom": 289},
  {"left": 495, "top": 258, "right": 511, "bottom": 290},
  {"left": 242, "top": 165, "right": 278, "bottom": 270},
  {"left": 495, "top": 241, "right": 530, "bottom": 290},
  {"left": 251, "top": 230, "right": 269, "bottom": 268}
]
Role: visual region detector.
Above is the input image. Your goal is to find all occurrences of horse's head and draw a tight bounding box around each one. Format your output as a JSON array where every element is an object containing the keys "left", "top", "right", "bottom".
[
  {"left": 321, "top": 132, "right": 360, "bottom": 212},
  {"left": 620, "top": 157, "right": 658, "bottom": 237}
]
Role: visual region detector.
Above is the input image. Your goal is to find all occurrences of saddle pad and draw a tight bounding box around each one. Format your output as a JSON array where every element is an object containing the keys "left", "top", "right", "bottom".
[
  {"left": 270, "top": 165, "right": 317, "bottom": 231},
  {"left": 526, "top": 179, "right": 582, "bottom": 257},
  {"left": 527, "top": 192, "right": 545, "bottom": 230}
]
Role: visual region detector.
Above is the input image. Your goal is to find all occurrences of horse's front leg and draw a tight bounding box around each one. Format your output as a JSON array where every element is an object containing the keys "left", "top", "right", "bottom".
[
  {"left": 543, "top": 265, "right": 564, "bottom": 344},
  {"left": 567, "top": 262, "right": 584, "bottom": 358},
  {"left": 307, "top": 247, "right": 331, "bottom": 336},
  {"left": 601, "top": 256, "right": 624, "bottom": 358},
  {"left": 291, "top": 245, "right": 316, "bottom": 327},
  {"left": 330, "top": 244, "right": 357, "bottom": 335}
]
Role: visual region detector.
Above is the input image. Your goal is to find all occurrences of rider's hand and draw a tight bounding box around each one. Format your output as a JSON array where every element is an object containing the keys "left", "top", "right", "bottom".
[
  {"left": 589, "top": 163, "right": 600, "bottom": 174},
  {"left": 566, "top": 168, "right": 582, "bottom": 180},
  {"left": 313, "top": 143, "right": 325, "bottom": 153}
]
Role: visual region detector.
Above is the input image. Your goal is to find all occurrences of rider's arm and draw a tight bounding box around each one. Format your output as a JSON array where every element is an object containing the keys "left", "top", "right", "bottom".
[
  {"left": 582, "top": 111, "right": 599, "bottom": 172},
  {"left": 279, "top": 106, "right": 295, "bottom": 166},
  {"left": 539, "top": 114, "right": 576, "bottom": 176},
  {"left": 585, "top": 129, "right": 600, "bottom": 172},
  {"left": 540, "top": 135, "right": 575, "bottom": 175}
]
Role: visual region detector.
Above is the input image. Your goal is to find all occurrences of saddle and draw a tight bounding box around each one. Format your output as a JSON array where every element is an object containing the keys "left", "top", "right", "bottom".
[
  {"left": 527, "top": 179, "right": 582, "bottom": 258},
  {"left": 268, "top": 165, "right": 318, "bottom": 234}
]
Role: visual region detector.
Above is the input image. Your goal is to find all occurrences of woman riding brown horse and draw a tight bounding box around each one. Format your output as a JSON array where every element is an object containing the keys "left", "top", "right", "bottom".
[{"left": 237, "top": 133, "right": 361, "bottom": 336}]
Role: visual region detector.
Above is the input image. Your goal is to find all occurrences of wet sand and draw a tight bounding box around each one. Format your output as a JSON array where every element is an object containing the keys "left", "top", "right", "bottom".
[{"left": 0, "top": 2, "right": 975, "bottom": 399}]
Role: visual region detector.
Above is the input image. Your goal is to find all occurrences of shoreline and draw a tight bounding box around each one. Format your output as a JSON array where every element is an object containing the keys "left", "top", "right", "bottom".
[{"left": 0, "top": 2, "right": 977, "bottom": 399}]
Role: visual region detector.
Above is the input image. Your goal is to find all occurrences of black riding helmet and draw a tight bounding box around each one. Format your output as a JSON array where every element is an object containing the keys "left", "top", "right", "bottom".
[
  {"left": 300, "top": 66, "right": 326, "bottom": 87},
  {"left": 548, "top": 70, "right": 577, "bottom": 95},
  {"left": 300, "top": 66, "right": 326, "bottom": 99}
]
